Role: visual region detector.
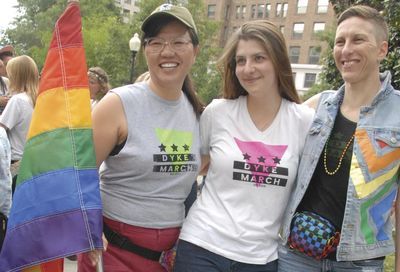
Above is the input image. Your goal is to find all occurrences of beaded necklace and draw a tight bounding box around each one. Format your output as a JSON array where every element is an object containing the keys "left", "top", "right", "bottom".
[{"left": 323, "top": 133, "right": 355, "bottom": 176}]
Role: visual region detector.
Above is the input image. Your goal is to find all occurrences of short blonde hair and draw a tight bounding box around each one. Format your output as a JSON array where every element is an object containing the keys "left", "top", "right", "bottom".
[
  {"left": 338, "top": 5, "right": 388, "bottom": 42},
  {"left": 6, "top": 55, "right": 39, "bottom": 105}
]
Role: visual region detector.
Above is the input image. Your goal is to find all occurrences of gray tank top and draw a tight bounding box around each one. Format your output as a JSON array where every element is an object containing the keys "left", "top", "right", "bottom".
[{"left": 100, "top": 82, "right": 200, "bottom": 228}]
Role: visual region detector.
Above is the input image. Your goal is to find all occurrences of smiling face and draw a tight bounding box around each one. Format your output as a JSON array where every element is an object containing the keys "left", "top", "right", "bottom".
[
  {"left": 145, "top": 20, "right": 198, "bottom": 94},
  {"left": 235, "top": 39, "right": 278, "bottom": 98},
  {"left": 334, "top": 16, "right": 388, "bottom": 85}
]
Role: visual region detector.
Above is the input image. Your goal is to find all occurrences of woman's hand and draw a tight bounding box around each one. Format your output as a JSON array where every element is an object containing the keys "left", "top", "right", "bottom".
[{"left": 87, "top": 233, "right": 108, "bottom": 266}]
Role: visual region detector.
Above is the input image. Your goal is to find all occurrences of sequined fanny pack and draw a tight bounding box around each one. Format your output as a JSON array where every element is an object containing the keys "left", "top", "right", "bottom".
[{"left": 288, "top": 211, "right": 340, "bottom": 260}]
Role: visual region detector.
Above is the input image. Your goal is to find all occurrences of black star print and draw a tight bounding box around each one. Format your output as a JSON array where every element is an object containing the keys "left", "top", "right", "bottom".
[
  {"left": 243, "top": 153, "right": 251, "bottom": 160},
  {"left": 171, "top": 144, "right": 178, "bottom": 152},
  {"left": 273, "top": 156, "right": 281, "bottom": 164},
  {"left": 258, "top": 156, "right": 266, "bottom": 163},
  {"left": 183, "top": 144, "right": 190, "bottom": 151},
  {"left": 158, "top": 144, "right": 166, "bottom": 152}
]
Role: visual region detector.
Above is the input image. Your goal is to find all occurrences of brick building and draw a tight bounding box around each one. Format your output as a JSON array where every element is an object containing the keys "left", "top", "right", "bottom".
[
  {"left": 115, "top": 0, "right": 336, "bottom": 93},
  {"left": 204, "top": 0, "right": 336, "bottom": 93}
]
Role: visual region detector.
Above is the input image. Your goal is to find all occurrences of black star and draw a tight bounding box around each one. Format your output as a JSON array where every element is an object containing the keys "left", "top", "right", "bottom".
[
  {"left": 183, "top": 144, "right": 190, "bottom": 151},
  {"left": 243, "top": 153, "right": 251, "bottom": 160},
  {"left": 171, "top": 144, "right": 179, "bottom": 152},
  {"left": 158, "top": 143, "right": 166, "bottom": 152},
  {"left": 258, "top": 156, "right": 266, "bottom": 163},
  {"left": 273, "top": 156, "right": 281, "bottom": 164}
]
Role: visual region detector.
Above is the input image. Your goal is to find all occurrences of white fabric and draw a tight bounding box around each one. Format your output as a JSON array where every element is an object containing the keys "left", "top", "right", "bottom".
[
  {"left": 180, "top": 96, "right": 314, "bottom": 264},
  {"left": 0, "top": 92, "right": 33, "bottom": 160}
]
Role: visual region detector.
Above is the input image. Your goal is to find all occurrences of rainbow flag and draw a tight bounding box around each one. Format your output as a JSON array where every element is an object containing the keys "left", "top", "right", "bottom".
[{"left": 0, "top": 1, "right": 103, "bottom": 271}]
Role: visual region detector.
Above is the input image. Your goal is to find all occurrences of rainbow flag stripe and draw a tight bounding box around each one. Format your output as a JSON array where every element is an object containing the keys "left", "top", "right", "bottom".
[{"left": 0, "top": 2, "right": 103, "bottom": 271}]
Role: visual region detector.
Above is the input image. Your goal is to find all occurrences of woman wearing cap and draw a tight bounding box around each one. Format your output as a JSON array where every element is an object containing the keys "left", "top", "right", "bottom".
[
  {"left": 174, "top": 20, "right": 314, "bottom": 272},
  {"left": 87, "top": 67, "right": 111, "bottom": 109},
  {"left": 78, "top": 4, "right": 202, "bottom": 272}
]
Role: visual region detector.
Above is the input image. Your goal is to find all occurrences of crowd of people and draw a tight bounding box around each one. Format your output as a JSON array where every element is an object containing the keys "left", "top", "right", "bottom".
[{"left": 0, "top": 3, "right": 399, "bottom": 272}]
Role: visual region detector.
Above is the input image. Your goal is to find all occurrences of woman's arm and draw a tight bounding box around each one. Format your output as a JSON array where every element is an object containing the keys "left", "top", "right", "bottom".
[
  {"left": 91, "top": 92, "right": 127, "bottom": 168},
  {"left": 199, "top": 155, "right": 210, "bottom": 176}
]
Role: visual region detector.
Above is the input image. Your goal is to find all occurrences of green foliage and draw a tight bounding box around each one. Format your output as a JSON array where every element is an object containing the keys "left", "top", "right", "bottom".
[
  {"left": 316, "top": 0, "right": 400, "bottom": 94},
  {"left": 1, "top": 0, "right": 133, "bottom": 87},
  {"left": 1, "top": 0, "right": 222, "bottom": 100}
]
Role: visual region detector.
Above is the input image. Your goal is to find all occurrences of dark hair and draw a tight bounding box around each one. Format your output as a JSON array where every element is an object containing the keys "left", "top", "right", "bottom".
[
  {"left": 0, "top": 77, "right": 6, "bottom": 94},
  {"left": 218, "top": 20, "right": 300, "bottom": 103},
  {"left": 338, "top": 5, "right": 388, "bottom": 42},
  {"left": 141, "top": 16, "right": 203, "bottom": 116}
]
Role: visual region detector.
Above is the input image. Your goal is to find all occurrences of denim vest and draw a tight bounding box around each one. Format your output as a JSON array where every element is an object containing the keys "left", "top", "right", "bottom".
[{"left": 280, "top": 71, "right": 400, "bottom": 261}]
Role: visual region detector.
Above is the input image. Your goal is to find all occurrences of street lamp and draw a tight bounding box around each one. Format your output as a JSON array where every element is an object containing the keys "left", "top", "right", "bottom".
[{"left": 129, "top": 33, "right": 141, "bottom": 83}]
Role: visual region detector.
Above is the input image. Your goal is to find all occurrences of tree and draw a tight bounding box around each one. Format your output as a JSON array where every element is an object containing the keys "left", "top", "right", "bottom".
[
  {"left": 1, "top": 0, "right": 222, "bottom": 101},
  {"left": 313, "top": 0, "right": 400, "bottom": 97},
  {"left": 1, "top": 0, "right": 133, "bottom": 87}
]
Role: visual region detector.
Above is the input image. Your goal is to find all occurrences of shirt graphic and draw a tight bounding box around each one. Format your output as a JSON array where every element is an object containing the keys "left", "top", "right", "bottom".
[
  {"left": 233, "top": 137, "right": 288, "bottom": 187},
  {"left": 153, "top": 128, "right": 198, "bottom": 174}
]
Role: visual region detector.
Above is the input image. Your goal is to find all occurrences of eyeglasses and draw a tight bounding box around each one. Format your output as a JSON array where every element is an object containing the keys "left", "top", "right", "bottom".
[{"left": 144, "top": 37, "right": 192, "bottom": 53}]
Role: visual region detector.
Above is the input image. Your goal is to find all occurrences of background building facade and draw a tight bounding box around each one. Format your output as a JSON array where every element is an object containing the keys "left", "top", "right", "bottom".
[
  {"left": 204, "top": 0, "right": 336, "bottom": 94},
  {"left": 115, "top": 0, "right": 336, "bottom": 94}
]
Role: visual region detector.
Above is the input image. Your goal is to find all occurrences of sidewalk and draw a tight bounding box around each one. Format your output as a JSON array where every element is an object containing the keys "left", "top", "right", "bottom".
[{"left": 65, "top": 258, "right": 77, "bottom": 272}]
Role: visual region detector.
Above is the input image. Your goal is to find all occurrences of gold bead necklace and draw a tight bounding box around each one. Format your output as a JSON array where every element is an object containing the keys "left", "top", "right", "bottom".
[{"left": 323, "top": 134, "right": 355, "bottom": 176}]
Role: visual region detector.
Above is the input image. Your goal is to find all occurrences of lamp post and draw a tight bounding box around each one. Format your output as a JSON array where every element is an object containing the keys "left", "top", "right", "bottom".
[{"left": 129, "top": 33, "right": 141, "bottom": 83}]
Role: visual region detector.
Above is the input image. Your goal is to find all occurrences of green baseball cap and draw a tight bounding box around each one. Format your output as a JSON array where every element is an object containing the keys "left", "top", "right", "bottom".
[{"left": 141, "top": 4, "right": 198, "bottom": 35}]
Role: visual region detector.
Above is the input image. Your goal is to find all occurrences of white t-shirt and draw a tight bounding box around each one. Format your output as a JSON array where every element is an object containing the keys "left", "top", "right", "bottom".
[
  {"left": 0, "top": 92, "right": 33, "bottom": 160},
  {"left": 179, "top": 96, "right": 314, "bottom": 264}
]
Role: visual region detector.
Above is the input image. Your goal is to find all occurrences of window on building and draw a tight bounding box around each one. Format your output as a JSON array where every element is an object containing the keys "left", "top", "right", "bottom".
[
  {"left": 292, "top": 23, "right": 304, "bottom": 39},
  {"left": 304, "top": 73, "right": 317, "bottom": 88},
  {"left": 308, "top": 46, "right": 321, "bottom": 64},
  {"left": 236, "top": 5, "right": 241, "bottom": 19},
  {"left": 289, "top": 46, "right": 300, "bottom": 63},
  {"left": 251, "top": 5, "right": 257, "bottom": 18},
  {"left": 297, "top": 0, "right": 308, "bottom": 14},
  {"left": 258, "top": 4, "right": 265, "bottom": 18},
  {"left": 225, "top": 5, "right": 230, "bottom": 19},
  {"left": 124, "top": 0, "right": 131, "bottom": 4},
  {"left": 276, "top": 3, "right": 282, "bottom": 17},
  {"left": 265, "top": 4, "right": 271, "bottom": 18},
  {"left": 317, "top": 0, "right": 329, "bottom": 13},
  {"left": 292, "top": 72, "right": 297, "bottom": 82},
  {"left": 313, "top": 22, "right": 325, "bottom": 37},
  {"left": 223, "top": 26, "right": 228, "bottom": 42},
  {"left": 283, "top": 3, "right": 288, "bottom": 17},
  {"left": 123, "top": 8, "right": 130, "bottom": 15},
  {"left": 241, "top": 5, "right": 247, "bottom": 19},
  {"left": 280, "top": 25, "right": 285, "bottom": 33},
  {"left": 232, "top": 26, "right": 238, "bottom": 34},
  {"left": 207, "top": 5, "right": 216, "bottom": 18}
]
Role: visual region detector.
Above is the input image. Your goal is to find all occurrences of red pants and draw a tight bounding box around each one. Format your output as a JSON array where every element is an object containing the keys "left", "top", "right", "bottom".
[{"left": 78, "top": 217, "right": 180, "bottom": 272}]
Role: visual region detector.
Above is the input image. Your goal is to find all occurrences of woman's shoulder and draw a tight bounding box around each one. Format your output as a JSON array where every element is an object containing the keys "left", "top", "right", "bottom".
[
  {"left": 205, "top": 97, "right": 241, "bottom": 112},
  {"left": 110, "top": 82, "right": 146, "bottom": 96},
  {"left": 9, "top": 92, "right": 31, "bottom": 103},
  {"left": 283, "top": 99, "right": 315, "bottom": 120}
]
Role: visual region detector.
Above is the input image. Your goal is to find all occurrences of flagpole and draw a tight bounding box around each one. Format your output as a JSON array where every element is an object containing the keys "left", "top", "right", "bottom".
[
  {"left": 96, "top": 254, "right": 104, "bottom": 272},
  {"left": 66, "top": 0, "right": 103, "bottom": 271}
]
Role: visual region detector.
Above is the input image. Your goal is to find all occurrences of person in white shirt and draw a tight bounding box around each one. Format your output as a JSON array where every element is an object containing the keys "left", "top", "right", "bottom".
[
  {"left": 0, "top": 55, "right": 38, "bottom": 193},
  {"left": 174, "top": 20, "right": 314, "bottom": 272}
]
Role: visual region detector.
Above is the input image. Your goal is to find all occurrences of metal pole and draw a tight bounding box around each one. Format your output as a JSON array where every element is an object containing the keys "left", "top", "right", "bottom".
[
  {"left": 130, "top": 51, "right": 137, "bottom": 83},
  {"left": 95, "top": 253, "right": 104, "bottom": 272}
]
